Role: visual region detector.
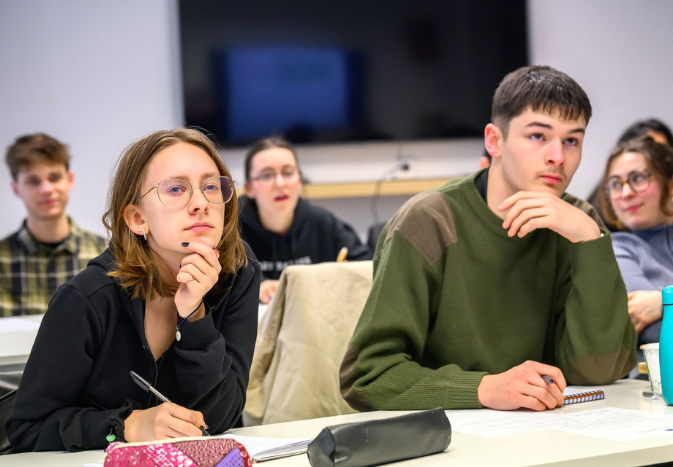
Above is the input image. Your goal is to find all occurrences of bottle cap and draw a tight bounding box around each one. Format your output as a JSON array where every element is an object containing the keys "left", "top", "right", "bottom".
[{"left": 663, "top": 286, "right": 673, "bottom": 305}]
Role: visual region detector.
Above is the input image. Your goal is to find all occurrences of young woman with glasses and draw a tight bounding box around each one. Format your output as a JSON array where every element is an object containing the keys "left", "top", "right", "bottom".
[
  {"left": 599, "top": 137, "right": 673, "bottom": 345},
  {"left": 239, "top": 137, "right": 372, "bottom": 304},
  {"left": 7, "top": 129, "right": 260, "bottom": 451},
  {"left": 587, "top": 119, "right": 673, "bottom": 229}
]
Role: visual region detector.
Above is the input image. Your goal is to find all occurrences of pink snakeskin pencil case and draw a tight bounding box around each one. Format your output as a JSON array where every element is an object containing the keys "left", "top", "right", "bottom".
[{"left": 104, "top": 437, "right": 251, "bottom": 467}]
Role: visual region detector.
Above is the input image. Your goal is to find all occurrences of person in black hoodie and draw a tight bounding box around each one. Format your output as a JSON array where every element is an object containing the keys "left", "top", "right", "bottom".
[
  {"left": 239, "top": 137, "right": 372, "bottom": 303},
  {"left": 6, "top": 129, "right": 260, "bottom": 451}
]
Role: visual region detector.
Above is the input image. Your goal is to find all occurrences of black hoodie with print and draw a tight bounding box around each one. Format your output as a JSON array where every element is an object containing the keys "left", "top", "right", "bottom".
[{"left": 239, "top": 196, "right": 372, "bottom": 281}]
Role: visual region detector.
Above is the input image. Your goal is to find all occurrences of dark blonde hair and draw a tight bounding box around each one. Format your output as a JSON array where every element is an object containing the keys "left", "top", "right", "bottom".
[
  {"left": 103, "top": 128, "right": 246, "bottom": 300},
  {"left": 5, "top": 133, "right": 70, "bottom": 180},
  {"left": 599, "top": 137, "right": 673, "bottom": 231}
]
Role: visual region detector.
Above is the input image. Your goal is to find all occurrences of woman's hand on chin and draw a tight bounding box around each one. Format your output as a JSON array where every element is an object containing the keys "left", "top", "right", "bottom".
[{"left": 175, "top": 241, "right": 222, "bottom": 319}]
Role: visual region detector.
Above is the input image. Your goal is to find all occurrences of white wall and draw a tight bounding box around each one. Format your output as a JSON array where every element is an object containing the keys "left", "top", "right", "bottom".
[
  {"left": 528, "top": 0, "right": 673, "bottom": 199},
  {"left": 2, "top": 0, "right": 673, "bottom": 241},
  {"left": 0, "top": 0, "right": 182, "bottom": 239}
]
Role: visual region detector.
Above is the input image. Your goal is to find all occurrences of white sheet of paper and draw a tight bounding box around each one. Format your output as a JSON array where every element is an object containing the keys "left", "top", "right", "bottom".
[
  {"left": 447, "top": 407, "right": 673, "bottom": 441},
  {"left": 218, "top": 434, "right": 311, "bottom": 457},
  {"left": 447, "top": 409, "right": 557, "bottom": 438},
  {"left": 552, "top": 408, "right": 673, "bottom": 441}
]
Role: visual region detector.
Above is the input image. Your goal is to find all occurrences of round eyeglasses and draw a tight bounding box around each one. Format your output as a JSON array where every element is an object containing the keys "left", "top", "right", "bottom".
[
  {"left": 605, "top": 169, "right": 652, "bottom": 199},
  {"left": 138, "top": 176, "right": 235, "bottom": 207},
  {"left": 250, "top": 167, "right": 300, "bottom": 185}
]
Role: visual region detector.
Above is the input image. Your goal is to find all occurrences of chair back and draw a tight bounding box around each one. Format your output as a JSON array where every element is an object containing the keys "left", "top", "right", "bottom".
[{"left": 244, "top": 261, "right": 373, "bottom": 425}]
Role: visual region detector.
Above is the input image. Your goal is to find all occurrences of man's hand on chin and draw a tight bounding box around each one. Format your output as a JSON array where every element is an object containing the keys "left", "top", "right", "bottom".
[{"left": 498, "top": 191, "right": 601, "bottom": 243}]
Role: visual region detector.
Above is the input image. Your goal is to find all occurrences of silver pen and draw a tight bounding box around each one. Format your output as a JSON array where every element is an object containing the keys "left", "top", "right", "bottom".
[{"left": 130, "top": 371, "right": 210, "bottom": 436}]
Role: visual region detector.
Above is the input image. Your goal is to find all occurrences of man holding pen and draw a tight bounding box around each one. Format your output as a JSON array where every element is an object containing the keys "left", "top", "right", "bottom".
[{"left": 340, "top": 66, "right": 637, "bottom": 412}]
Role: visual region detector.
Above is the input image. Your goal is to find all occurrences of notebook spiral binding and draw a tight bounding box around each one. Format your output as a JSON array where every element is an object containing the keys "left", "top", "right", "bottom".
[{"left": 563, "top": 390, "right": 605, "bottom": 405}]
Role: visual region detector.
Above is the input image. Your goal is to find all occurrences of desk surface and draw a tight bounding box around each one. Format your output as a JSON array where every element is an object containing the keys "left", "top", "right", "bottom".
[{"left": 3, "top": 379, "right": 673, "bottom": 467}]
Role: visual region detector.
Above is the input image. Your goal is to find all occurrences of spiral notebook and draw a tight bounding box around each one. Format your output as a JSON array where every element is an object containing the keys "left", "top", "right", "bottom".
[{"left": 563, "top": 387, "right": 605, "bottom": 405}]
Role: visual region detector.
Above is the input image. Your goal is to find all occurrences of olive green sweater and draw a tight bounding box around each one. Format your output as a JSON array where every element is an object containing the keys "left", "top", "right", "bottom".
[{"left": 340, "top": 172, "right": 637, "bottom": 411}]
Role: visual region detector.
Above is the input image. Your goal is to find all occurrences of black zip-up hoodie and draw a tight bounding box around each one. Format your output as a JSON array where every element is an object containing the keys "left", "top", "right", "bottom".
[
  {"left": 6, "top": 246, "right": 260, "bottom": 452},
  {"left": 239, "top": 196, "right": 372, "bottom": 281}
]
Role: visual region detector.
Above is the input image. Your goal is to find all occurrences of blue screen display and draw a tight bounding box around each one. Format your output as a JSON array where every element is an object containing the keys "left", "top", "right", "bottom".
[{"left": 224, "top": 47, "right": 351, "bottom": 142}]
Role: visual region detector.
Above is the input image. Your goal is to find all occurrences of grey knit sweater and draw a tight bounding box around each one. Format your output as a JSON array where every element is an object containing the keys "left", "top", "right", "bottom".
[{"left": 612, "top": 223, "right": 673, "bottom": 343}]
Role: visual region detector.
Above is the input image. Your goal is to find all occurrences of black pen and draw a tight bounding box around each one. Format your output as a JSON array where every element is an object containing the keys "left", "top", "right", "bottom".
[{"left": 130, "top": 371, "right": 210, "bottom": 436}]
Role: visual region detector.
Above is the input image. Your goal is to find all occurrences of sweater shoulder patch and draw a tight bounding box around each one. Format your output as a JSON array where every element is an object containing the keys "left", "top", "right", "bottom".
[{"left": 385, "top": 191, "right": 456, "bottom": 265}]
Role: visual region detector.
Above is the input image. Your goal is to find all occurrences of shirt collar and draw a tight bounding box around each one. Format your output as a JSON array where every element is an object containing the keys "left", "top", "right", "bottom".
[{"left": 17, "top": 217, "right": 81, "bottom": 255}]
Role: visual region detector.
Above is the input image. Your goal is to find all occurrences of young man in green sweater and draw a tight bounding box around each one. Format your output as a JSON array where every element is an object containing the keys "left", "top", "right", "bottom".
[{"left": 340, "top": 65, "right": 637, "bottom": 412}]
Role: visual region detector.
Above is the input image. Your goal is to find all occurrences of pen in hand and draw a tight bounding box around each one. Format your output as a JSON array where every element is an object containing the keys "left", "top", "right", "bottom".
[
  {"left": 130, "top": 371, "right": 210, "bottom": 436},
  {"left": 541, "top": 374, "right": 567, "bottom": 407}
]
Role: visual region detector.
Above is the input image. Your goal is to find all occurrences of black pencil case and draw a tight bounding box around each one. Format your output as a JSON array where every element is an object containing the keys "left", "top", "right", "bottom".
[{"left": 306, "top": 408, "right": 451, "bottom": 467}]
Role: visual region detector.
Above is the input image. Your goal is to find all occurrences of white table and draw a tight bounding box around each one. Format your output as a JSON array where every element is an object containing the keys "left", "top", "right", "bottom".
[
  {"left": 2, "top": 379, "right": 673, "bottom": 467},
  {"left": 0, "top": 315, "right": 43, "bottom": 367}
]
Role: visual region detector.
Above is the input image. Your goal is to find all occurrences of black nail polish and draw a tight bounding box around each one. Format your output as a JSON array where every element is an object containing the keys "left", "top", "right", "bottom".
[{"left": 181, "top": 242, "right": 189, "bottom": 247}]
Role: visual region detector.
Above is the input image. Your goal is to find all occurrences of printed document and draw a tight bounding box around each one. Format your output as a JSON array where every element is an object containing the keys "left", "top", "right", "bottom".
[{"left": 447, "top": 407, "right": 673, "bottom": 441}]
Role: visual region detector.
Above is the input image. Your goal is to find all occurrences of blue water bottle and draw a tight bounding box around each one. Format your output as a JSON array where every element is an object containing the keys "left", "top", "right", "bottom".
[{"left": 661, "top": 286, "right": 673, "bottom": 405}]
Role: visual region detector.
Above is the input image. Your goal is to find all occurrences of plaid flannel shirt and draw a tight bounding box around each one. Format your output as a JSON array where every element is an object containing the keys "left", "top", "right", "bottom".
[{"left": 0, "top": 219, "right": 107, "bottom": 317}]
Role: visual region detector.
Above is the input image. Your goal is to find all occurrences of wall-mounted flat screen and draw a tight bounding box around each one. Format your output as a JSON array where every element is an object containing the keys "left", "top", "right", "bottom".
[{"left": 179, "top": 0, "right": 528, "bottom": 146}]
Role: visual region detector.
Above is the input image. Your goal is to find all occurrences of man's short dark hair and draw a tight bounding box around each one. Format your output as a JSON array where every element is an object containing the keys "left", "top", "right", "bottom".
[
  {"left": 492, "top": 65, "right": 592, "bottom": 138},
  {"left": 5, "top": 133, "right": 71, "bottom": 181},
  {"left": 244, "top": 136, "right": 299, "bottom": 181}
]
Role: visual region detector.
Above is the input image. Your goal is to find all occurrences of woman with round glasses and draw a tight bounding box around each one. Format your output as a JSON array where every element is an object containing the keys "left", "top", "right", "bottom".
[
  {"left": 587, "top": 119, "right": 673, "bottom": 228},
  {"left": 239, "top": 137, "right": 372, "bottom": 303},
  {"left": 599, "top": 137, "right": 673, "bottom": 345},
  {"left": 7, "top": 129, "right": 260, "bottom": 451}
]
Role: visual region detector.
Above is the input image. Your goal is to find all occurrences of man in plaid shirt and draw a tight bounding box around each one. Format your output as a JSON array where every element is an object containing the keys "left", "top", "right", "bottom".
[{"left": 0, "top": 134, "right": 106, "bottom": 317}]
